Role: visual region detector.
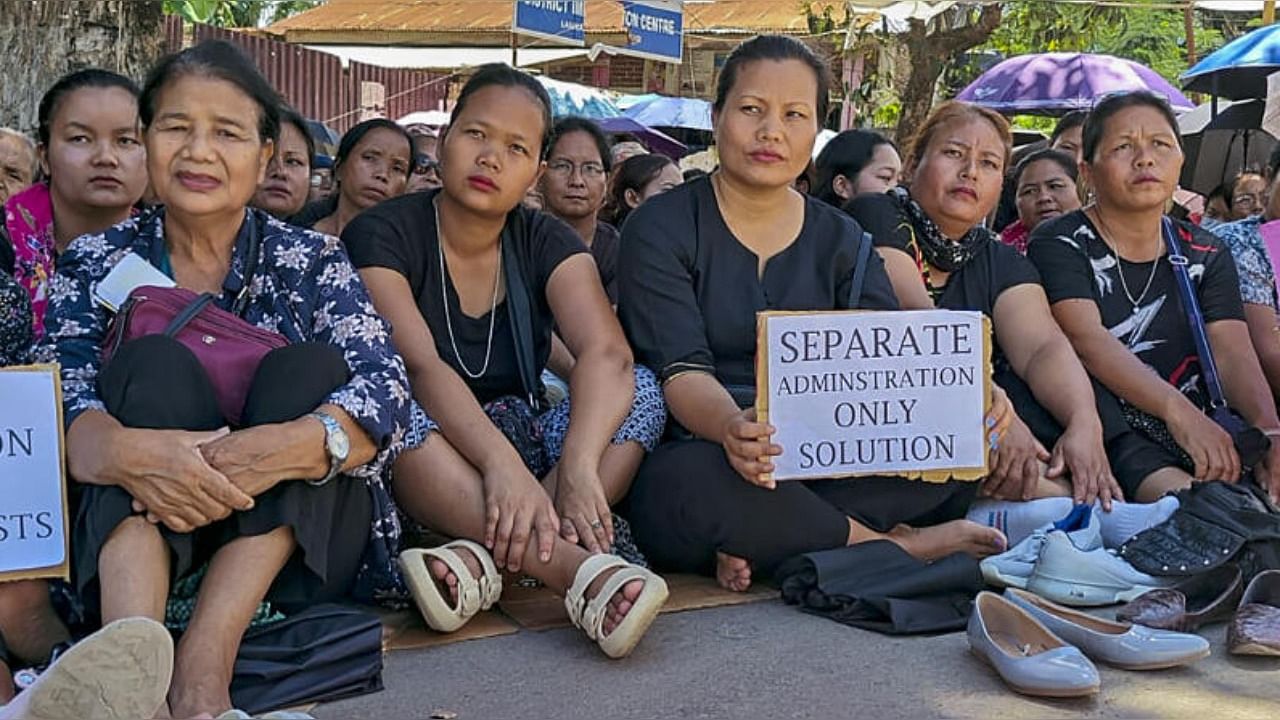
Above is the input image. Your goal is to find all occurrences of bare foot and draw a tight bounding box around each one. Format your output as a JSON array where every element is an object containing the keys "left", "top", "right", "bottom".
[
  {"left": 715, "top": 552, "right": 752, "bottom": 592},
  {"left": 582, "top": 568, "right": 645, "bottom": 637},
  {"left": 887, "top": 519, "right": 1006, "bottom": 562},
  {"left": 426, "top": 547, "right": 486, "bottom": 607}
]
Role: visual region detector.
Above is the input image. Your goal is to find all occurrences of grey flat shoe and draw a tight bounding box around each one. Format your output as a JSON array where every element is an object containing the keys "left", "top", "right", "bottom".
[
  {"left": 1005, "top": 588, "right": 1210, "bottom": 670},
  {"left": 967, "top": 591, "right": 1099, "bottom": 698}
]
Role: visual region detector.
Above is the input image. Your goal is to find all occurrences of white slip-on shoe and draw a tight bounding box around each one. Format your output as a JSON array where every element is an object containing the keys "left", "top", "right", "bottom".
[
  {"left": 1027, "top": 530, "right": 1172, "bottom": 607},
  {"left": 1, "top": 617, "right": 173, "bottom": 720},
  {"left": 981, "top": 504, "right": 1102, "bottom": 589},
  {"left": 1005, "top": 588, "right": 1210, "bottom": 669}
]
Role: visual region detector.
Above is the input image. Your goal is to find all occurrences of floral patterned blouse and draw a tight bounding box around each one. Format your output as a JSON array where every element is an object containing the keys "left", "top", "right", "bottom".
[
  {"left": 0, "top": 269, "right": 32, "bottom": 366},
  {"left": 37, "top": 206, "right": 413, "bottom": 601},
  {"left": 1212, "top": 215, "right": 1279, "bottom": 311}
]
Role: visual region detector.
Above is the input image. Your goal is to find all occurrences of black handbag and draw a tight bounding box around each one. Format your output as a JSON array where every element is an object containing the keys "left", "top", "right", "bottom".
[
  {"left": 502, "top": 209, "right": 548, "bottom": 414},
  {"left": 229, "top": 603, "right": 384, "bottom": 714},
  {"left": 1121, "top": 219, "right": 1271, "bottom": 470},
  {"left": 1119, "top": 480, "right": 1280, "bottom": 582}
]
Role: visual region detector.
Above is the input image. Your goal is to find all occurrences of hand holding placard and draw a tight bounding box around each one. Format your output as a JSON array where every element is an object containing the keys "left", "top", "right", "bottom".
[{"left": 756, "top": 309, "right": 991, "bottom": 482}]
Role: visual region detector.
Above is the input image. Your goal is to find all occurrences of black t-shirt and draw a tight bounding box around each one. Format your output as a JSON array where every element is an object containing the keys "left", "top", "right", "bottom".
[
  {"left": 1028, "top": 210, "right": 1245, "bottom": 408},
  {"left": 617, "top": 176, "right": 900, "bottom": 389},
  {"left": 846, "top": 192, "right": 1042, "bottom": 319},
  {"left": 343, "top": 189, "right": 588, "bottom": 404},
  {"left": 591, "top": 221, "right": 620, "bottom": 304}
]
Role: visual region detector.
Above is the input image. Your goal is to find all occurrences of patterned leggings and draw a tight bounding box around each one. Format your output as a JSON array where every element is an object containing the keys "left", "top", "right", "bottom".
[{"left": 405, "top": 365, "right": 666, "bottom": 472}]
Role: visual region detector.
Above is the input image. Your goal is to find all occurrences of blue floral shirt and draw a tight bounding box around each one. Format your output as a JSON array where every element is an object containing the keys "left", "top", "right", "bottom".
[
  {"left": 1213, "top": 215, "right": 1279, "bottom": 311},
  {"left": 37, "top": 207, "right": 413, "bottom": 601}
]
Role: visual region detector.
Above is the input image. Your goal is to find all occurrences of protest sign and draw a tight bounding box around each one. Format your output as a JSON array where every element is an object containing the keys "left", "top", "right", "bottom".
[
  {"left": 513, "top": 1, "right": 586, "bottom": 46},
  {"left": 756, "top": 310, "right": 991, "bottom": 483},
  {"left": 0, "top": 365, "right": 70, "bottom": 582}
]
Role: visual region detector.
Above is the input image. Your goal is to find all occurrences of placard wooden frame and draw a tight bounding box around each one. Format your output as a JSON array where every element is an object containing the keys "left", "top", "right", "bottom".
[
  {"left": 754, "top": 310, "right": 993, "bottom": 483},
  {"left": 0, "top": 364, "right": 71, "bottom": 583}
]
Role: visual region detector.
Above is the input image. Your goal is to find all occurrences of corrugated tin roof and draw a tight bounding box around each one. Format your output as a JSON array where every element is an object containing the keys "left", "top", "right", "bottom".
[{"left": 269, "top": 0, "right": 847, "bottom": 37}]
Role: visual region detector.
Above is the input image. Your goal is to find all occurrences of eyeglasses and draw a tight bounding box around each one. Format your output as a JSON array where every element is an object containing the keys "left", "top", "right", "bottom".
[
  {"left": 1232, "top": 193, "right": 1263, "bottom": 209},
  {"left": 413, "top": 156, "right": 438, "bottom": 175},
  {"left": 547, "top": 159, "right": 605, "bottom": 180}
]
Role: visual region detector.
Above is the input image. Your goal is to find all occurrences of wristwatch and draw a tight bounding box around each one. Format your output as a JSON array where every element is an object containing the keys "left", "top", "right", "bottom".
[{"left": 308, "top": 411, "right": 350, "bottom": 486}]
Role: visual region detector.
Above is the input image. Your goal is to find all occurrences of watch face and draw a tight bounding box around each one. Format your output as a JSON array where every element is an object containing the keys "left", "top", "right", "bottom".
[{"left": 331, "top": 427, "right": 351, "bottom": 460}]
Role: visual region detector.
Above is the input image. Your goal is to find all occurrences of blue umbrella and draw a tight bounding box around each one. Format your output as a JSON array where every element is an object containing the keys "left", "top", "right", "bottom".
[
  {"left": 1182, "top": 24, "right": 1280, "bottom": 100},
  {"left": 624, "top": 96, "right": 714, "bottom": 131},
  {"left": 537, "top": 77, "right": 621, "bottom": 119}
]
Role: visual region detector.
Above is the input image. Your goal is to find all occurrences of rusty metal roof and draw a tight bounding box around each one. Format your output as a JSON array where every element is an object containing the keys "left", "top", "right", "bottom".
[{"left": 268, "top": 1, "right": 847, "bottom": 38}]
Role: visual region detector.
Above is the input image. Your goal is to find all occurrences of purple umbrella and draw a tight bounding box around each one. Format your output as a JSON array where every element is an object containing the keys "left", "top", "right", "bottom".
[
  {"left": 956, "top": 53, "right": 1194, "bottom": 116},
  {"left": 594, "top": 117, "right": 687, "bottom": 159}
]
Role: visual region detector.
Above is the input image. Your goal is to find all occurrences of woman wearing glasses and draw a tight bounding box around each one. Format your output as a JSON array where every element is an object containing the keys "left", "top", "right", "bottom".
[
  {"left": 1227, "top": 171, "right": 1267, "bottom": 221},
  {"left": 540, "top": 118, "right": 618, "bottom": 303}
]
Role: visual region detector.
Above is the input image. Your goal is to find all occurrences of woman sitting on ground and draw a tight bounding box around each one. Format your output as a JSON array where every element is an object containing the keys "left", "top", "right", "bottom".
[
  {"left": 41, "top": 41, "right": 410, "bottom": 717},
  {"left": 1028, "top": 91, "right": 1280, "bottom": 503},
  {"left": 344, "top": 64, "right": 669, "bottom": 659},
  {"left": 304, "top": 118, "right": 413, "bottom": 235},
  {"left": 846, "top": 101, "right": 1199, "bottom": 551},
  {"left": 606, "top": 152, "right": 682, "bottom": 229},
  {"left": 250, "top": 104, "right": 314, "bottom": 220},
  {"left": 3, "top": 69, "right": 148, "bottom": 339},
  {"left": 998, "top": 148, "right": 1082, "bottom": 254},
  {"left": 812, "top": 129, "right": 901, "bottom": 208},
  {"left": 618, "top": 36, "right": 1010, "bottom": 595}
]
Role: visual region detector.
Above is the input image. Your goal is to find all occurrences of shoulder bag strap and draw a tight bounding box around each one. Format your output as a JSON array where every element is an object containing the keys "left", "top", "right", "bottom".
[
  {"left": 848, "top": 231, "right": 874, "bottom": 308},
  {"left": 501, "top": 211, "right": 545, "bottom": 413},
  {"left": 1161, "top": 216, "right": 1228, "bottom": 410}
]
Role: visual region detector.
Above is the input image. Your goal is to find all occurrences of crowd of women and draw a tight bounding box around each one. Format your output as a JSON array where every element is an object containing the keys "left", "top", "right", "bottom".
[{"left": 1, "top": 31, "right": 1279, "bottom": 718}]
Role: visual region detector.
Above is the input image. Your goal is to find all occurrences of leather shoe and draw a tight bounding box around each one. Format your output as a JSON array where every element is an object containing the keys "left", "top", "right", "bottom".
[
  {"left": 1005, "top": 588, "right": 1209, "bottom": 670},
  {"left": 1116, "top": 564, "right": 1243, "bottom": 633},
  {"left": 1228, "top": 570, "right": 1280, "bottom": 657},
  {"left": 967, "top": 591, "right": 1099, "bottom": 697}
]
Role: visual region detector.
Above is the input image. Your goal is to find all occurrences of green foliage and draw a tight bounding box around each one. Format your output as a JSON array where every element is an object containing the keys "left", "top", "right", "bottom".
[
  {"left": 973, "top": 1, "right": 1225, "bottom": 86},
  {"left": 163, "top": 0, "right": 319, "bottom": 27}
]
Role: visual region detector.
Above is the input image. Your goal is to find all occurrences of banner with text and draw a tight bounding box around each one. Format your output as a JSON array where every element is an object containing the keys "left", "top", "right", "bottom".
[
  {"left": 0, "top": 365, "right": 70, "bottom": 582},
  {"left": 757, "top": 310, "right": 991, "bottom": 482},
  {"left": 513, "top": 0, "right": 586, "bottom": 46},
  {"left": 620, "top": 0, "right": 684, "bottom": 63}
]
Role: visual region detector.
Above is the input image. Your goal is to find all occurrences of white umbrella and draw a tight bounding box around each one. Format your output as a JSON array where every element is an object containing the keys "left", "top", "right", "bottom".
[{"left": 397, "top": 110, "right": 451, "bottom": 127}]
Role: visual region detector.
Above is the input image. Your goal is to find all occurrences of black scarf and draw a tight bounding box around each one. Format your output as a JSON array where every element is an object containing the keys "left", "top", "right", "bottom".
[{"left": 891, "top": 186, "right": 994, "bottom": 273}]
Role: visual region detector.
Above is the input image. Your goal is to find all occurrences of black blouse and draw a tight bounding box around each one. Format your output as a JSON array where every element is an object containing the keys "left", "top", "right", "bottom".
[
  {"left": 617, "top": 177, "right": 900, "bottom": 389},
  {"left": 343, "top": 189, "right": 588, "bottom": 404}
]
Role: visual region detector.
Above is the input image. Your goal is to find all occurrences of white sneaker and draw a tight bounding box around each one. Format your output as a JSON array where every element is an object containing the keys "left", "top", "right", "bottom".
[
  {"left": 981, "top": 504, "right": 1101, "bottom": 589},
  {"left": 1027, "top": 530, "right": 1172, "bottom": 607}
]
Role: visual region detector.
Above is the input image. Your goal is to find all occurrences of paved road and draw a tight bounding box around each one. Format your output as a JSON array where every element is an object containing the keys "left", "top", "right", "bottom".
[{"left": 316, "top": 599, "right": 1280, "bottom": 719}]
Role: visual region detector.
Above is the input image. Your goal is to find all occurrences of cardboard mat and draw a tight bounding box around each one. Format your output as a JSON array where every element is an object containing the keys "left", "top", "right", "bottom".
[
  {"left": 498, "top": 573, "right": 776, "bottom": 631},
  {"left": 379, "top": 608, "right": 519, "bottom": 651}
]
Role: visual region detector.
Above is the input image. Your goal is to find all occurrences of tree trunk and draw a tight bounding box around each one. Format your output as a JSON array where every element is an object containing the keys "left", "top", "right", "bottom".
[
  {"left": 0, "top": 1, "right": 166, "bottom": 134},
  {"left": 893, "top": 4, "right": 1002, "bottom": 150}
]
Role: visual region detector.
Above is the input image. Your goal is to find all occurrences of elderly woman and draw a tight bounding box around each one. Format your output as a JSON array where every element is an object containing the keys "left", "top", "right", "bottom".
[
  {"left": 250, "top": 105, "right": 314, "bottom": 219},
  {"left": 1029, "top": 91, "right": 1280, "bottom": 503},
  {"left": 41, "top": 41, "right": 410, "bottom": 717},
  {"left": 0, "top": 128, "right": 36, "bottom": 207}
]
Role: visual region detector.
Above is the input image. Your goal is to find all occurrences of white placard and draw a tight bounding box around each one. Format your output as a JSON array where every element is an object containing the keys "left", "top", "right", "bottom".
[
  {"left": 1264, "top": 71, "right": 1280, "bottom": 141},
  {"left": 0, "top": 365, "right": 69, "bottom": 580},
  {"left": 757, "top": 310, "right": 990, "bottom": 482}
]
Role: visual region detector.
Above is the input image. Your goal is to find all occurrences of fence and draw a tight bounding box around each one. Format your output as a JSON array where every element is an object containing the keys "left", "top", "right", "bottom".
[{"left": 165, "top": 17, "right": 447, "bottom": 133}]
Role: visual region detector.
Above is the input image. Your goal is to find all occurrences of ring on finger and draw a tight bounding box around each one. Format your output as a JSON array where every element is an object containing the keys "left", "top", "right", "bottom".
[{"left": 589, "top": 519, "right": 604, "bottom": 530}]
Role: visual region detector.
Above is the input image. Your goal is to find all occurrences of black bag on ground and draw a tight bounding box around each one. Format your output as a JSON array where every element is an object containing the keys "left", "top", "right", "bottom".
[
  {"left": 1119, "top": 481, "right": 1280, "bottom": 582},
  {"left": 229, "top": 603, "right": 384, "bottom": 714},
  {"left": 775, "top": 540, "right": 984, "bottom": 635}
]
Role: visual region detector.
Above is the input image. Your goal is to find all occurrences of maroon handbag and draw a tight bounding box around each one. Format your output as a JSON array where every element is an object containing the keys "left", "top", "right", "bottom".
[{"left": 101, "top": 231, "right": 288, "bottom": 426}]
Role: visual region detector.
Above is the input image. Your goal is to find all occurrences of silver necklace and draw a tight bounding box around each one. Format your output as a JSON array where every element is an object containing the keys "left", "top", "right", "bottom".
[
  {"left": 435, "top": 198, "right": 502, "bottom": 379},
  {"left": 1093, "top": 208, "right": 1160, "bottom": 312}
]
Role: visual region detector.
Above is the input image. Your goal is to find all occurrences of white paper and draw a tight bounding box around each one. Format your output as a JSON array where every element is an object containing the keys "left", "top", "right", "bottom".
[
  {"left": 762, "top": 309, "right": 987, "bottom": 481},
  {"left": 1264, "top": 70, "right": 1280, "bottom": 141},
  {"left": 92, "top": 252, "right": 175, "bottom": 312},
  {"left": 0, "top": 368, "right": 68, "bottom": 573}
]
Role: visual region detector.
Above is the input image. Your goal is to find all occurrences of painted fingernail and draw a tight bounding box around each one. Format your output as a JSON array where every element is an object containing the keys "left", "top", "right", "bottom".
[{"left": 986, "top": 417, "right": 996, "bottom": 428}]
